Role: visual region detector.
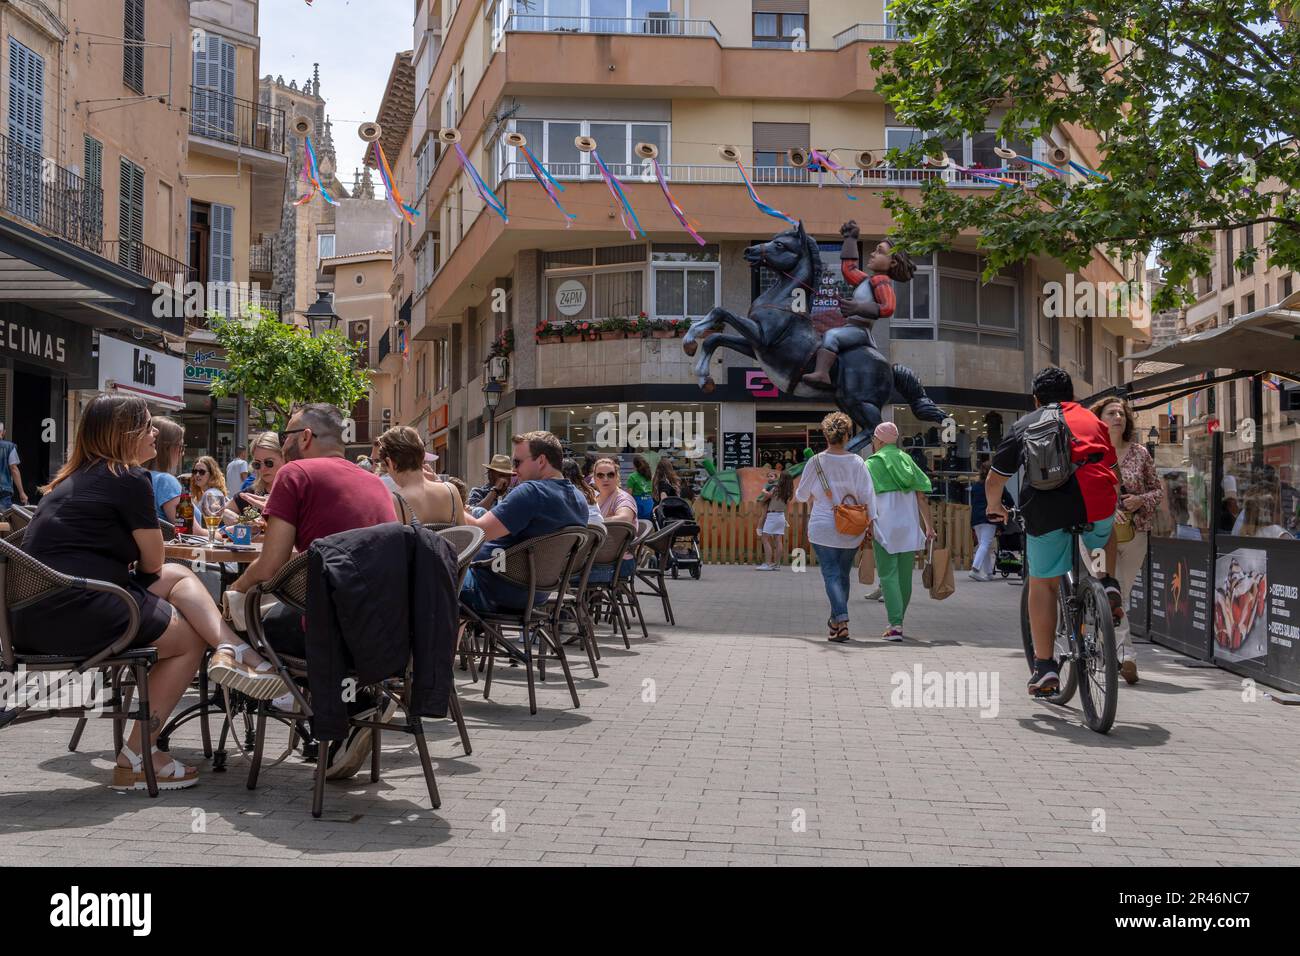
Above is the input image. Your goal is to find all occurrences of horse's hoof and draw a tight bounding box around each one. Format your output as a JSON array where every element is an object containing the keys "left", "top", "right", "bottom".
[
  {"left": 701, "top": 376, "right": 715, "bottom": 394},
  {"left": 682, "top": 339, "right": 698, "bottom": 357}
]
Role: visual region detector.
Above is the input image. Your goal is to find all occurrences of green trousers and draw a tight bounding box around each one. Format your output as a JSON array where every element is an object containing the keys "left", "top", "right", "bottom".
[{"left": 873, "top": 540, "right": 916, "bottom": 627}]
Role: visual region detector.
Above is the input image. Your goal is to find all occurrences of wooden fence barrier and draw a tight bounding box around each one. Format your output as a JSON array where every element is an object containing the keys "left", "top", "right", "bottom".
[{"left": 694, "top": 499, "right": 973, "bottom": 570}]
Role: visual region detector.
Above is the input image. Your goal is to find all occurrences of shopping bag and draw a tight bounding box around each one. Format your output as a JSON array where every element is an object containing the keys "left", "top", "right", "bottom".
[
  {"left": 857, "top": 543, "right": 876, "bottom": 585},
  {"left": 922, "top": 541, "right": 955, "bottom": 600}
]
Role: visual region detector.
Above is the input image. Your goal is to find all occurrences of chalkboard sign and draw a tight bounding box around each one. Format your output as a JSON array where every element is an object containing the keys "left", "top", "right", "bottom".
[
  {"left": 1128, "top": 556, "right": 1149, "bottom": 638},
  {"left": 722, "top": 432, "right": 754, "bottom": 471}
]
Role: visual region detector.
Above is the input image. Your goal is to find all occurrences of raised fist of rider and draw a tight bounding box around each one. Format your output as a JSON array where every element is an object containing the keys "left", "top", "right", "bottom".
[{"left": 839, "top": 220, "right": 860, "bottom": 240}]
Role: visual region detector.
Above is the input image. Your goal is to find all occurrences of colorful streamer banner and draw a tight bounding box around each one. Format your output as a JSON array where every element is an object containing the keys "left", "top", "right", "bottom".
[
  {"left": 592, "top": 149, "right": 644, "bottom": 239},
  {"left": 1001, "top": 152, "right": 1067, "bottom": 177},
  {"left": 521, "top": 144, "right": 576, "bottom": 227},
  {"left": 293, "top": 136, "right": 338, "bottom": 207},
  {"left": 807, "top": 149, "right": 859, "bottom": 200},
  {"left": 649, "top": 158, "right": 705, "bottom": 246},
  {"left": 950, "top": 163, "right": 1022, "bottom": 188},
  {"left": 372, "top": 141, "right": 419, "bottom": 224},
  {"left": 453, "top": 143, "right": 508, "bottom": 222},
  {"left": 1067, "top": 159, "right": 1108, "bottom": 181},
  {"left": 733, "top": 159, "right": 798, "bottom": 226}
]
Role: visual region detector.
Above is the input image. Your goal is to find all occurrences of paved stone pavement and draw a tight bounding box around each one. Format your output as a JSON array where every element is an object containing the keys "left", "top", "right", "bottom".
[{"left": 2, "top": 564, "right": 1297, "bottom": 867}]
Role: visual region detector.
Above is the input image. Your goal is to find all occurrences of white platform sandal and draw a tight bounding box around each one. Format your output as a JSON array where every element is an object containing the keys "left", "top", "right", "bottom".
[
  {"left": 110, "top": 744, "right": 198, "bottom": 791},
  {"left": 206, "top": 643, "right": 288, "bottom": 700}
]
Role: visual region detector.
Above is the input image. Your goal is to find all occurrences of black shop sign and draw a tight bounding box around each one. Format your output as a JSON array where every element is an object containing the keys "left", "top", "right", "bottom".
[{"left": 0, "top": 304, "right": 93, "bottom": 377}]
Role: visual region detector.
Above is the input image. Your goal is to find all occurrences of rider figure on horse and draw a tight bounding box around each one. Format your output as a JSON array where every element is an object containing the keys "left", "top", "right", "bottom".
[{"left": 802, "top": 221, "right": 916, "bottom": 388}]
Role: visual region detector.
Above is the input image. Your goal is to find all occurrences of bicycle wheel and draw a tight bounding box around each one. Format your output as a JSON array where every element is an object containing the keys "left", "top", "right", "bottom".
[
  {"left": 1019, "top": 581, "right": 1078, "bottom": 704},
  {"left": 1076, "top": 578, "right": 1119, "bottom": 733}
]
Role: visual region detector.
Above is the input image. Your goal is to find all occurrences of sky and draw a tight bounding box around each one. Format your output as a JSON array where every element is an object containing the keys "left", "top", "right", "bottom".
[{"left": 260, "top": 0, "right": 413, "bottom": 192}]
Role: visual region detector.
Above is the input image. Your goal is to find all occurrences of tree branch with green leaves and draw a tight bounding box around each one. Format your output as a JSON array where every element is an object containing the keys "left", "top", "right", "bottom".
[
  {"left": 869, "top": 0, "right": 1300, "bottom": 310},
  {"left": 208, "top": 311, "right": 372, "bottom": 432}
]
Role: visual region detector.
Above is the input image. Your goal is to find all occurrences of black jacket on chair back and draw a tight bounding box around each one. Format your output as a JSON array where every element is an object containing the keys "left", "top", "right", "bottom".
[{"left": 306, "top": 521, "right": 459, "bottom": 740}]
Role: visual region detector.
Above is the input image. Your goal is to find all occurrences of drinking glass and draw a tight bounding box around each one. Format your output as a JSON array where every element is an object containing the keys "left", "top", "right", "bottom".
[{"left": 200, "top": 489, "right": 228, "bottom": 547}]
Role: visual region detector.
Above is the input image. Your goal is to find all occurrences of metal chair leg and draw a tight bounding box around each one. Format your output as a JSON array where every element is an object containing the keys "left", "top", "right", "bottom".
[
  {"left": 246, "top": 701, "right": 267, "bottom": 790},
  {"left": 312, "top": 740, "right": 328, "bottom": 818},
  {"left": 449, "top": 685, "right": 471, "bottom": 755},
  {"left": 545, "top": 626, "right": 581, "bottom": 709},
  {"left": 136, "top": 662, "right": 158, "bottom": 798},
  {"left": 198, "top": 652, "right": 214, "bottom": 758},
  {"left": 69, "top": 717, "right": 88, "bottom": 753},
  {"left": 370, "top": 705, "right": 382, "bottom": 783},
  {"left": 410, "top": 718, "right": 441, "bottom": 810},
  {"left": 523, "top": 627, "right": 538, "bottom": 715}
]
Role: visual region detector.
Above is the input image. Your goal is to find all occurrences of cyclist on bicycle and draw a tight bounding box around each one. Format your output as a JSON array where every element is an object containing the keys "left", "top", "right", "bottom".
[{"left": 984, "top": 367, "right": 1121, "bottom": 695}]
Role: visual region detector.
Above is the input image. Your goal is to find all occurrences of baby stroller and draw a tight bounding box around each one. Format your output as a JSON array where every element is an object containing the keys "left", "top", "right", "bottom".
[
  {"left": 994, "top": 515, "right": 1025, "bottom": 580},
  {"left": 653, "top": 496, "right": 702, "bottom": 579}
]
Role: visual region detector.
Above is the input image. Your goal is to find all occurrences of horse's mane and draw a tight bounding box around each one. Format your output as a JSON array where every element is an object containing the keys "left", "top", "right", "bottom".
[{"left": 798, "top": 224, "right": 822, "bottom": 290}]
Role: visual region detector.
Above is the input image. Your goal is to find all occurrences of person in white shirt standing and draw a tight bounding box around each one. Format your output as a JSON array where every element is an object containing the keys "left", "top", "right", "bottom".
[
  {"left": 225, "top": 444, "right": 249, "bottom": 493},
  {"left": 794, "top": 412, "right": 874, "bottom": 643},
  {"left": 863, "top": 421, "right": 936, "bottom": 641}
]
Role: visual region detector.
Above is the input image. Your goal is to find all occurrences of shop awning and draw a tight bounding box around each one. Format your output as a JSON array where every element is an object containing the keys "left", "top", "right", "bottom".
[{"left": 1123, "top": 291, "right": 1300, "bottom": 377}]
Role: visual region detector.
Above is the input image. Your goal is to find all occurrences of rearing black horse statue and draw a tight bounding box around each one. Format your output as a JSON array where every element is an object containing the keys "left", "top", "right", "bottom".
[{"left": 682, "top": 222, "right": 947, "bottom": 451}]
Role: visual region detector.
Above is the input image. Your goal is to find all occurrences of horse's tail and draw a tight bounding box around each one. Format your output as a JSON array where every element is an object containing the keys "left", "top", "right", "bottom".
[{"left": 892, "top": 363, "right": 947, "bottom": 423}]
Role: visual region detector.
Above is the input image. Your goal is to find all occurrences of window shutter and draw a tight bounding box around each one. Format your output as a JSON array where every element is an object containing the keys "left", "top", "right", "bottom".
[
  {"left": 210, "top": 203, "right": 233, "bottom": 303},
  {"left": 83, "top": 136, "right": 103, "bottom": 190},
  {"left": 7, "top": 39, "right": 45, "bottom": 222},
  {"left": 752, "top": 122, "right": 809, "bottom": 152},
  {"left": 192, "top": 35, "right": 234, "bottom": 138},
  {"left": 118, "top": 158, "right": 145, "bottom": 270},
  {"left": 218, "top": 36, "right": 235, "bottom": 136},
  {"left": 123, "top": 0, "right": 145, "bottom": 93},
  {"left": 753, "top": 0, "right": 808, "bottom": 13}
]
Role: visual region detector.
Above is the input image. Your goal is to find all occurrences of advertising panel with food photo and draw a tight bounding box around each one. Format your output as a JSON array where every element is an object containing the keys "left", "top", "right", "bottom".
[{"left": 1213, "top": 547, "right": 1269, "bottom": 665}]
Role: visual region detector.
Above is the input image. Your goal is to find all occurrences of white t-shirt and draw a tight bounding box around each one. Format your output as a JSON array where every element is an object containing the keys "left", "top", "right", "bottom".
[
  {"left": 794, "top": 451, "right": 872, "bottom": 549},
  {"left": 863, "top": 476, "right": 927, "bottom": 554},
  {"left": 225, "top": 458, "right": 248, "bottom": 491}
]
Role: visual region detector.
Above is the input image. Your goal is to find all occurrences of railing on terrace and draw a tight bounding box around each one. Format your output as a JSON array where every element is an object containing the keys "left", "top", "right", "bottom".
[
  {"left": 833, "top": 22, "right": 913, "bottom": 48},
  {"left": 376, "top": 327, "right": 394, "bottom": 365},
  {"left": 249, "top": 239, "right": 274, "bottom": 274},
  {"left": 0, "top": 131, "right": 103, "bottom": 251},
  {"left": 499, "top": 162, "right": 1035, "bottom": 189},
  {"left": 189, "top": 87, "right": 286, "bottom": 156},
  {"left": 103, "top": 239, "right": 196, "bottom": 286},
  {"left": 504, "top": 14, "right": 720, "bottom": 39}
]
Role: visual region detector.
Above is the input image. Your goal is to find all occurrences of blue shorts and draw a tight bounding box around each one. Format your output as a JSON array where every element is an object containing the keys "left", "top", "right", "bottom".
[{"left": 1025, "top": 515, "right": 1115, "bottom": 579}]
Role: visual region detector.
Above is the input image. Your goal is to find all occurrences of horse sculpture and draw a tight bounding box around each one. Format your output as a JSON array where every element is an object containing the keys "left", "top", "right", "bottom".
[{"left": 682, "top": 222, "right": 947, "bottom": 451}]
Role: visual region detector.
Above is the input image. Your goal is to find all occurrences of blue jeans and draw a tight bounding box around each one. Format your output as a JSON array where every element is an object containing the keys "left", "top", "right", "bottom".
[{"left": 812, "top": 543, "right": 857, "bottom": 624}]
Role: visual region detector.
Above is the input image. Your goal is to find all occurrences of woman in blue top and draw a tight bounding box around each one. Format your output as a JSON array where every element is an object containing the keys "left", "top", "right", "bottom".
[{"left": 142, "top": 416, "right": 184, "bottom": 523}]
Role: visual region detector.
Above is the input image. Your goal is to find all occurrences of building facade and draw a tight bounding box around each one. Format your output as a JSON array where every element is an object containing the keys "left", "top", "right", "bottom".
[
  {"left": 359, "top": 0, "right": 1145, "bottom": 490},
  {"left": 1, "top": 0, "right": 193, "bottom": 487}
]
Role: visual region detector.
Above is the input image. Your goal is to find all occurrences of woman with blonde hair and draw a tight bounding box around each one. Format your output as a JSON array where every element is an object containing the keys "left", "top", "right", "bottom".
[
  {"left": 224, "top": 431, "right": 284, "bottom": 526},
  {"left": 1091, "top": 396, "right": 1163, "bottom": 684},
  {"left": 376, "top": 425, "right": 463, "bottom": 526},
  {"left": 13, "top": 394, "right": 286, "bottom": 791},
  {"left": 793, "top": 411, "right": 874, "bottom": 642}
]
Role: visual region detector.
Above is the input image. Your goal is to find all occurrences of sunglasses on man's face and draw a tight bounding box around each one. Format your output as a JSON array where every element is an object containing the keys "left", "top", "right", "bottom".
[
  {"left": 511, "top": 456, "right": 532, "bottom": 469},
  {"left": 250, "top": 458, "right": 277, "bottom": 470}
]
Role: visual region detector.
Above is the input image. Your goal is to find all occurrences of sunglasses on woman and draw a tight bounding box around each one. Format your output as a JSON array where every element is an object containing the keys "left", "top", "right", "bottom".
[
  {"left": 249, "top": 458, "right": 277, "bottom": 470},
  {"left": 595, "top": 470, "right": 618, "bottom": 479},
  {"left": 191, "top": 468, "right": 208, "bottom": 476}
]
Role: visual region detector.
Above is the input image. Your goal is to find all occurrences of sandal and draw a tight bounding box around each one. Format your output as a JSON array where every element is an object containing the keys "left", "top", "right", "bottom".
[
  {"left": 110, "top": 744, "right": 198, "bottom": 791},
  {"left": 207, "top": 642, "right": 288, "bottom": 700},
  {"left": 882, "top": 626, "right": 904, "bottom": 642},
  {"left": 827, "top": 618, "right": 851, "bottom": 643}
]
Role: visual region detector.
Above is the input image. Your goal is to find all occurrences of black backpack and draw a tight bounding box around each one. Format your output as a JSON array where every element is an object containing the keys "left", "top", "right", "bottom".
[{"left": 1021, "top": 404, "right": 1077, "bottom": 491}]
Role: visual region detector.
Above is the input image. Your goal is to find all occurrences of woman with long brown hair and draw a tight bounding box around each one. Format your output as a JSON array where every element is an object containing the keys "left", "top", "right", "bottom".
[
  {"left": 15, "top": 394, "right": 286, "bottom": 791},
  {"left": 756, "top": 469, "right": 794, "bottom": 570},
  {"left": 1091, "top": 396, "right": 1163, "bottom": 684},
  {"left": 141, "top": 416, "right": 185, "bottom": 523},
  {"left": 653, "top": 457, "right": 681, "bottom": 502}
]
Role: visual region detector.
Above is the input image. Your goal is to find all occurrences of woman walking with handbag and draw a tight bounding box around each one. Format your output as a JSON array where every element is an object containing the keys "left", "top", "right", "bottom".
[
  {"left": 1092, "top": 397, "right": 1162, "bottom": 684},
  {"left": 864, "top": 422, "right": 935, "bottom": 641},
  {"left": 793, "top": 412, "right": 873, "bottom": 642}
]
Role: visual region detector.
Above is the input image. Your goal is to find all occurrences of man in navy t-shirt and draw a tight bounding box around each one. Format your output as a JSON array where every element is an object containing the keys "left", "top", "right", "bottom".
[{"left": 462, "top": 430, "right": 588, "bottom": 612}]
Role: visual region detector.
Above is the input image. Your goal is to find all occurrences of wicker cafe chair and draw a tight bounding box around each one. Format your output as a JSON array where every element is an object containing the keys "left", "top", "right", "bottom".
[
  {"left": 545, "top": 524, "right": 606, "bottom": 678},
  {"left": 461, "top": 527, "right": 588, "bottom": 716},
  {"left": 583, "top": 521, "right": 640, "bottom": 649},
  {"left": 0, "top": 538, "right": 163, "bottom": 794},
  {"left": 5, "top": 505, "right": 35, "bottom": 533},
  {"left": 634, "top": 520, "right": 684, "bottom": 626}
]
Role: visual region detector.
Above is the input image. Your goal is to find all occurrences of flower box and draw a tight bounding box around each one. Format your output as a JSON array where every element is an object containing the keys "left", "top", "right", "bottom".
[
  {"left": 562, "top": 334, "right": 583, "bottom": 344},
  {"left": 598, "top": 331, "right": 624, "bottom": 341},
  {"left": 652, "top": 329, "right": 675, "bottom": 339}
]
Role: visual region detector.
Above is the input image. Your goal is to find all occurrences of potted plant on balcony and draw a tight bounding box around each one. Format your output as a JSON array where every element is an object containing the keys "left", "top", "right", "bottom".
[
  {"left": 651, "top": 318, "right": 675, "bottom": 339},
  {"left": 597, "top": 318, "right": 626, "bottom": 341},
  {"left": 560, "top": 320, "right": 583, "bottom": 344},
  {"left": 489, "top": 327, "right": 515, "bottom": 358},
  {"left": 535, "top": 321, "right": 561, "bottom": 344}
]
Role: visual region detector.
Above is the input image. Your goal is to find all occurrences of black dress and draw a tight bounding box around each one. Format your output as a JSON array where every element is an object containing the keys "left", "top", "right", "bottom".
[{"left": 13, "top": 462, "right": 174, "bottom": 656}]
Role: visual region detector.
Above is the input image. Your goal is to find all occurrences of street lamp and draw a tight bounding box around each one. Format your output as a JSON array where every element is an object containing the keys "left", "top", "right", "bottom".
[
  {"left": 303, "top": 291, "right": 339, "bottom": 338},
  {"left": 482, "top": 379, "right": 504, "bottom": 458},
  {"left": 1147, "top": 425, "right": 1160, "bottom": 459}
]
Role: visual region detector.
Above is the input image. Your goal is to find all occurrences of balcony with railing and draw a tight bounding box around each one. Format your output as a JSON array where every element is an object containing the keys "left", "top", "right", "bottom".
[
  {"left": 503, "top": 12, "right": 719, "bottom": 39},
  {"left": 497, "top": 162, "right": 1035, "bottom": 189},
  {"left": 183, "top": 286, "right": 283, "bottom": 333},
  {"left": 103, "top": 239, "right": 196, "bottom": 287},
  {"left": 375, "top": 326, "right": 395, "bottom": 371},
  {"left": 249, "top": 238, "right": 274, "bottom": 275},
  {"left": 189, "top": 87, "right": 286, "bottom": 156},
  {"left": 833, "top": 23, "right": 913, "bottom": 48},
  {"left": 0, "top": 131, "right": 104, "bottom": 252}
]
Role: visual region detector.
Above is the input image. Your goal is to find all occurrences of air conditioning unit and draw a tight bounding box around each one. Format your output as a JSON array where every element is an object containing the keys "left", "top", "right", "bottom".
[
  {"left": 645, "top": 11, "right": 676, "bottom": 34},
  {"left": 1282, "top": 382, "right": 1300, "bottom": 419},
  {"left": 381, "top": 408, "right": 393, "bottom": 424}
]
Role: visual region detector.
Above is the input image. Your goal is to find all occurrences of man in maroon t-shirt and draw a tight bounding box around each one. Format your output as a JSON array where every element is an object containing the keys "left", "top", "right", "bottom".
[
  {"left": 229, "top": 403, "right": 396, "bottom": 779},
  {"left": 231, "top": 403, "right": 395, "bottom": 594}
]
